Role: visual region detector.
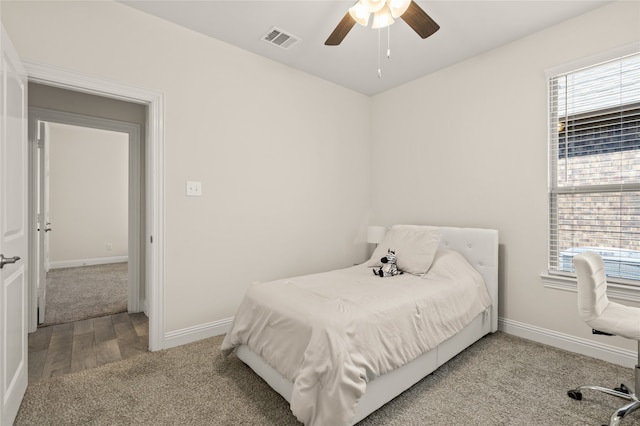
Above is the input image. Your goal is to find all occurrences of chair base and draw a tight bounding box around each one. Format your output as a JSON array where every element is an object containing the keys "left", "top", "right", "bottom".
[{"left": 568, "top": 365, "right": 640, "bottom": 426}]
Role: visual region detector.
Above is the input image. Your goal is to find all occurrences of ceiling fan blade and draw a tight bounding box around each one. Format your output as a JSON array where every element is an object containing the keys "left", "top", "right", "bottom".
[
  {"left": 325, "top": 12, "right": 356, "bottom": 46},
  {"left": 401, "top": 1, "right": 440, "bottom": 39}
]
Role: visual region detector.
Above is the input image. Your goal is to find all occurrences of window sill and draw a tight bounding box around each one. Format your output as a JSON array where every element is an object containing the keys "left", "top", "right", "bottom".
[{"left": 541, "top": 273, "right": 640, "bottom": 303}]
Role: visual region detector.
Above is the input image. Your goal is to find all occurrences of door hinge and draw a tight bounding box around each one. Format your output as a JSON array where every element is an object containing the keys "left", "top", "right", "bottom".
[
  {"left": 36, "top": 138, "right": 43, "bottom": 149},
  {"left": 150, "top": 235, "right": 153, "bottom": 244}
]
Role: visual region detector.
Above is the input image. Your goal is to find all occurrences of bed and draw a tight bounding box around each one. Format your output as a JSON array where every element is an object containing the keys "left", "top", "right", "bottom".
[{"left": 221, "top": 225, "right": 499, "bottom": 425}]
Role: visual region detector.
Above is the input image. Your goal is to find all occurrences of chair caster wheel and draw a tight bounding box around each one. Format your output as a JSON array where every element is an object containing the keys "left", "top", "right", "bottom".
[
  {"left": 567, "top": 389, "right": 582, "bottom": 400},
  {"left": 613, "top": 383, "right": 629, "bottom": 394}
]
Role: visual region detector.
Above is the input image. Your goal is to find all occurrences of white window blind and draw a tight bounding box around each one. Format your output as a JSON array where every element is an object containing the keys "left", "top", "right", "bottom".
[{"left": 548, "top": 52, "right": 640, "bottom": 282}]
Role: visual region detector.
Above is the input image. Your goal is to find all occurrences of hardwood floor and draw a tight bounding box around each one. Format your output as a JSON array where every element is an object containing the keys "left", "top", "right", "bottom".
[{"left": 28, "top": 312, "right": 148, "bottom": 383}]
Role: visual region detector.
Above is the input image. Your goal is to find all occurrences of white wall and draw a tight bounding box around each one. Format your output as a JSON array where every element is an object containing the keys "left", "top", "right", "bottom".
[
  {"left": 371, "top": 1, "right": 640, "bottom": 353},
  {"left": 47, "top": 122, "right": 128, "bottom": 266},
  {"left": 0, "top": 0, "right": 372, "bottom": 333}
]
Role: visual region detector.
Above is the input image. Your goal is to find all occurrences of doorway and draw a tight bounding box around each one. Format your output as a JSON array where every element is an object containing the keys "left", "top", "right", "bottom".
[
  {"left": 24, "top": 64, "right": 165, "bottom": 352},
  {"left": 33, "top": 118, "right": 139, "bottom": 326}
]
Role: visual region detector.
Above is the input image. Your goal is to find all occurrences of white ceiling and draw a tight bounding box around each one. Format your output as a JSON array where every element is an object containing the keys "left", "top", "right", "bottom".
[{"left": 120, "top": 0, "right": 613, "bottom": 96}]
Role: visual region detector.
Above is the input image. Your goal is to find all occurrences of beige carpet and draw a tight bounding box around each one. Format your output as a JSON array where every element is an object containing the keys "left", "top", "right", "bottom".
[
  {"left": 43, "top": 263, "right": 128, "bottom": 326},
  {"left": 15, "top": 332, "right": 639, "bottom": 425}
]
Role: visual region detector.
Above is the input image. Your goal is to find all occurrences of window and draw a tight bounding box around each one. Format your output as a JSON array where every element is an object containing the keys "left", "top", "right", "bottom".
[{"left": 548, "top": 52, "right": 640, "bottom": 283}]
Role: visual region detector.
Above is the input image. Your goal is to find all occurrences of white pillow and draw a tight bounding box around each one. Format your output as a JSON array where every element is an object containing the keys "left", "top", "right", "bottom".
[{"left": 367, "top": 225, "right": 441, "bottom": 275}]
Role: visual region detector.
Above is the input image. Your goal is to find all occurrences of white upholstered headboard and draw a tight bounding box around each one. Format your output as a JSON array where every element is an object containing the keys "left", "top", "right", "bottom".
[{"left": 438, "top": 226, "right": 499, "bottom": 332}]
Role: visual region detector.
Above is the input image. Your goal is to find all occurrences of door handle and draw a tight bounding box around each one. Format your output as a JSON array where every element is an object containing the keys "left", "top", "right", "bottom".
[{"left": 0, "top": 254, "right": 21, "bottom": 269}]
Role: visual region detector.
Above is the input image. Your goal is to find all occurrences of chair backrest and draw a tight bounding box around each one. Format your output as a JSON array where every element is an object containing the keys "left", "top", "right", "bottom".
[{"left": 573, "top": 251, "right": 610, "bottom": 323}]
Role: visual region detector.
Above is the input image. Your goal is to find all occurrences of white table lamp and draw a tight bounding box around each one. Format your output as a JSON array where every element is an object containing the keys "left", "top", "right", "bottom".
[{"left": 367, "top": 226, "right": 386, "bottom": 245}]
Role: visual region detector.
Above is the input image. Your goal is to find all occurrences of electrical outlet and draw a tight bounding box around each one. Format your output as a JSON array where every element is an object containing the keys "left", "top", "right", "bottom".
[{"left": 186, "top": 181, "right": 202, "bottom": 197}]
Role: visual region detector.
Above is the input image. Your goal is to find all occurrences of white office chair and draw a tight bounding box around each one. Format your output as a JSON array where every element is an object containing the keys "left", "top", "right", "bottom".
[{"left": 567, "top": 252, "right": 640, "bottom": 426}]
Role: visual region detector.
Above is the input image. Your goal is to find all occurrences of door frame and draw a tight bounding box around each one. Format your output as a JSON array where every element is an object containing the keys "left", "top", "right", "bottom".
[
  {"left": 28, "top": 108, "right": 142, "bottom": 321},
  {"left": 24, "top": 61, "right": 165, "bottom": 351}
]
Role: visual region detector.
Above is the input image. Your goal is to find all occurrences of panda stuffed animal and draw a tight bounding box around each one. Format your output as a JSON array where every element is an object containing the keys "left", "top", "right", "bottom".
[{"left": 373, "top": 249, "right": 403, "bottom": 277}]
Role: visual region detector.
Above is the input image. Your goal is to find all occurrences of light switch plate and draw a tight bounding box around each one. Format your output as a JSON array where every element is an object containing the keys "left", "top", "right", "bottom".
[{"left": 186, "top": 181, "right": 202, "bottom": 196}]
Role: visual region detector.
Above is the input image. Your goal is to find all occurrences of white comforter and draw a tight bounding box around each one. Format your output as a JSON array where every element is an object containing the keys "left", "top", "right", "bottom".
[{"left": 221, "top": 249, "right": 492, "bottom": 426}]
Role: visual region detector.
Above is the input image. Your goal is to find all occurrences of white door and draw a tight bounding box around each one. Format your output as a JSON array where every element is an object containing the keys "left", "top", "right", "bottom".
[
  {"left": 37, "top": 121, "right": 49, "bottom": 324},
  {"left": 0, "top": 25, "right": 28, "bottom": 425}
]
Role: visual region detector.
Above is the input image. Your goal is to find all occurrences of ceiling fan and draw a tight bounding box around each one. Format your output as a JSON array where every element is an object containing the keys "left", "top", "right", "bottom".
[{"left": 325, "top": 0, "right": 440, "bottom": 46}]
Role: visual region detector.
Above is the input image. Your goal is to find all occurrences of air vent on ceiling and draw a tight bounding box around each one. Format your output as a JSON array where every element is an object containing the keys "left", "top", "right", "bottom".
[{"left": 262, "top": 27, "right": 300, "bottom": 50}]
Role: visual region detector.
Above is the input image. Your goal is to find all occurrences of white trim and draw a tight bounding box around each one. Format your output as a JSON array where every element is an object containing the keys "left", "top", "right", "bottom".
[
  {"left": 499, "top": 317, "right": 636, "bottom": 368},
  {"left": 162, "top": 315, "right": 635, "bottom": 383},
  {"left": 540, "top": 273, "right": 640, "bottom": 303},
  {"left": 163, "top": 317, "right": 234, "bottom": 349},
  {"left": 25, "top": 62, "right": 156, "bottom": 106},
  {"left": 544, "top": 42, "right": 640, "bottom": 79},
  {"left": 49, "top": 256, "right": 128, "bottom": 270},
  {"left": 145, "top": 83, "right": 165, "bottom": 352},
  {"left": 24, "top": 61, "right": 166, "bottom": 351}
]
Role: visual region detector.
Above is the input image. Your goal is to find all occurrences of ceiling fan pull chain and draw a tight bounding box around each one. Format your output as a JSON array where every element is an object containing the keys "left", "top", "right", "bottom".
[
  {"left": 377, "top": 28, "right": 382, "bottom": 78},
  {"left": 387, "top": 25, "right": 391, "bottom": 58}
]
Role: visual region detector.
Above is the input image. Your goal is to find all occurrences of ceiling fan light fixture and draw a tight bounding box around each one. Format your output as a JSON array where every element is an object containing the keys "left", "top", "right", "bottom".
[
  {"left": 324, "top": 0, "right": 438, "bottom": 47},
  {"left": 361, "top": 0, "right": 386, "bottom": 13},
  {"left": 387, "top": 0, "right": 411, "bottom": 18},
  {"left": 371, "top": 4, "right": 394, "bottom": 29},
  {"left": 349, "top": 2, "right": 371, "bottom": 26}
]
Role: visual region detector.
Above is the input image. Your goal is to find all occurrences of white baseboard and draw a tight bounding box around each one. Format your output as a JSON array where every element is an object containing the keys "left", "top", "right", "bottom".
[
  {"left": 49, "top": 256, "right": 128, "bottom": 269},
  {"left": 163, "top": 317, "right": 234, "bottom": 349},
  {"left": 160, "top": 315, "right": 637, "bottom": 368},
  {"left": 499, "top": 317, "right": 637, "bottom": 368}
]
